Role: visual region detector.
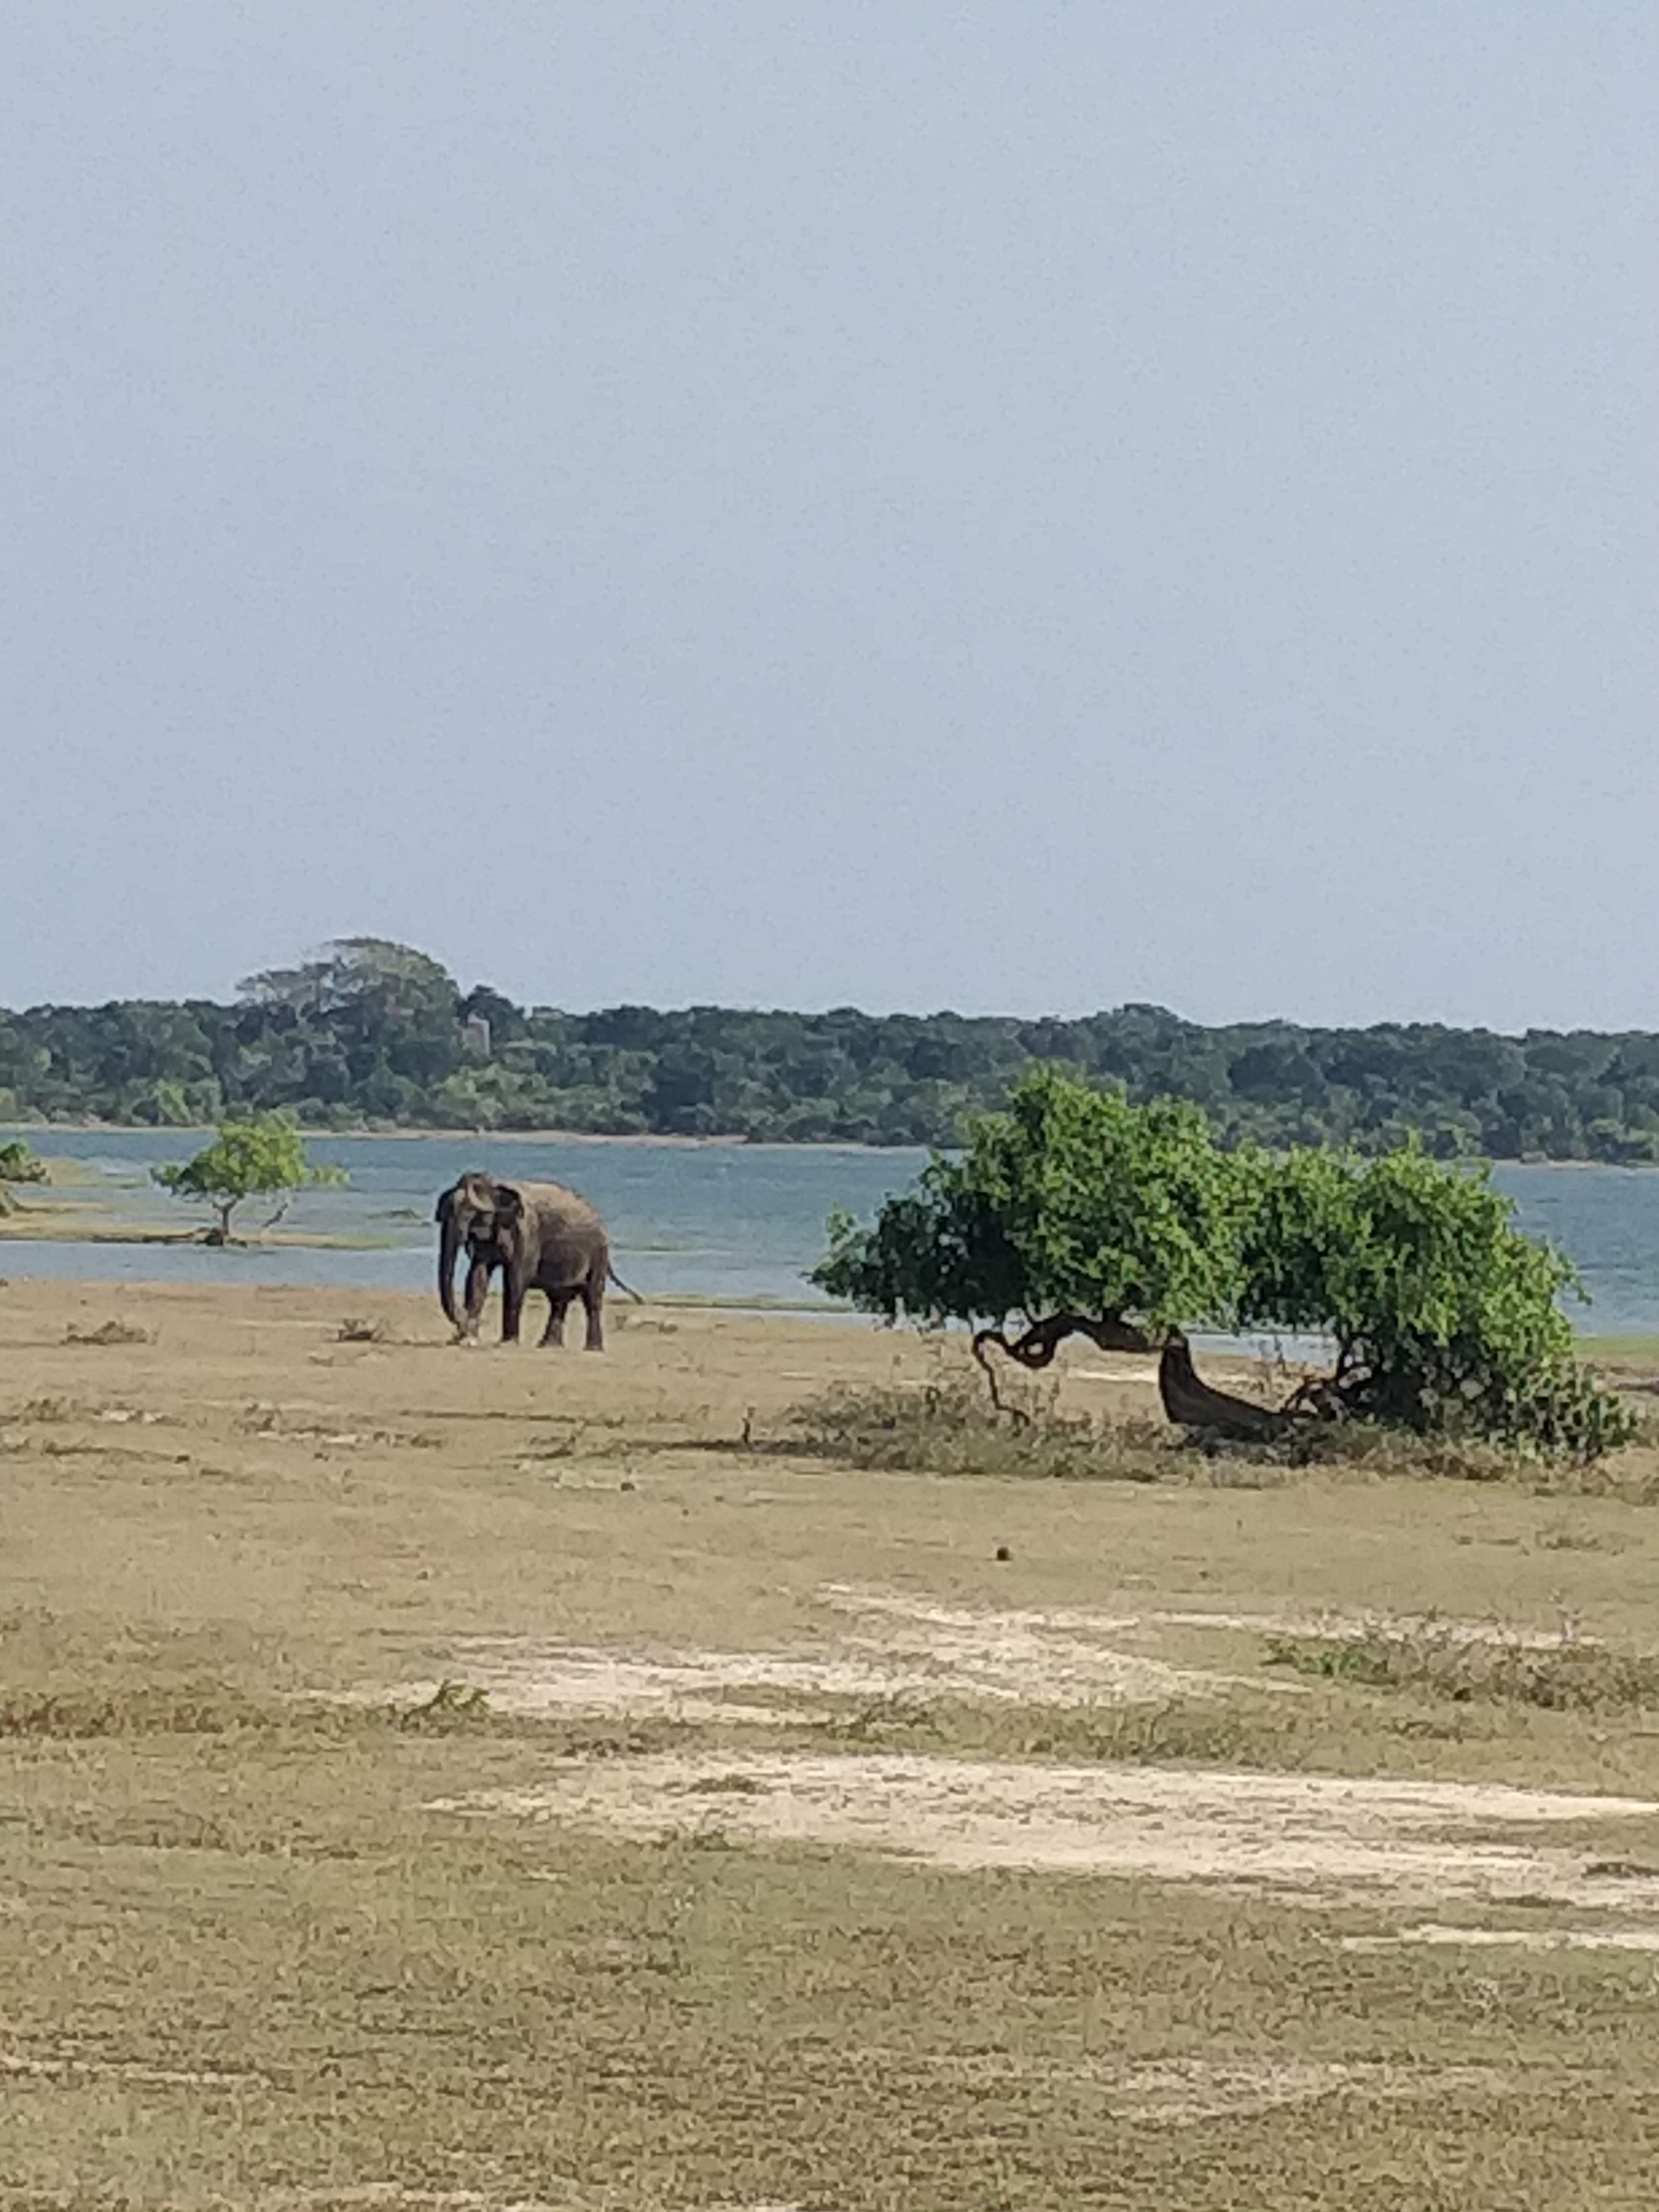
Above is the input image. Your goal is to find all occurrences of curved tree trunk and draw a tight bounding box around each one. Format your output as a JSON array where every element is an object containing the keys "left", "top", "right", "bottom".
[
  {"left": 972, "top": 1311, "right": 1153, "bottom": 1373},
  {"left": 970, "top": 1311, "right": 1154, "bottom": 1415},
  {"left": 1158, "top": 1332, "right": 1290, "bottom": 1441}
]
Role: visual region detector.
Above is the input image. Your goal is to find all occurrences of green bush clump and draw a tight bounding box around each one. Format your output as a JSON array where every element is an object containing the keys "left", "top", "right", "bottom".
[{"left": 152, "top": 1115, "right": 347, "bottom": 1244}]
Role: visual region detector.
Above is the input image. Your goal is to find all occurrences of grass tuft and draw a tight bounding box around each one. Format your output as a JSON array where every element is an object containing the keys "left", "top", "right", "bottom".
[
  {"left": 784, "top": 1373, "right": 1178, "bottom": 1483},
  {"left": 335, "top": 1314, "right": 390, "bottom": 1343},
  {"left": 399, "top": 1678, "right": 491, "bottom": 1726},
  {"left": 1264, "top": 1622, "right": 1659, "bottom": 1711},
  {"left": 0, "top": 1684, "right": 273, "bottom": 1738},
  {"left": 64, "top": 1317, "right": 152, "bottom": 1347}
]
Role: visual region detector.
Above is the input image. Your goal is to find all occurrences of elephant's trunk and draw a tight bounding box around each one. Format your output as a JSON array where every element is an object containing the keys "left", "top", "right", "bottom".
[{"left": 438, "top": 1204, "right": 463, "bottom": 1328}]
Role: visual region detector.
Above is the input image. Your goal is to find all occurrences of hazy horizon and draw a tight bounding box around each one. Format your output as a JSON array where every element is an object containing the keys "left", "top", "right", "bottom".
[{"left": 7, "top": 5, "right": 1655, "bottom": 1032}]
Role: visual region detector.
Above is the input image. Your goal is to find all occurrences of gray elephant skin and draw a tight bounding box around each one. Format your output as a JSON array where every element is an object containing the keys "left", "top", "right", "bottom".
[{"left": 434, "top": 1171, "right": 638, "bottom": 1348}]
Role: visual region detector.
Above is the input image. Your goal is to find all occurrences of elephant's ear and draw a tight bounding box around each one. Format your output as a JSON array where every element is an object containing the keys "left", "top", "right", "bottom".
[
  {"left": 494, "top": 1183, "right": 525, "bottom": 1229},
  {"left": 434, "top": 1187, "right": 455, "bottom": 1225}
]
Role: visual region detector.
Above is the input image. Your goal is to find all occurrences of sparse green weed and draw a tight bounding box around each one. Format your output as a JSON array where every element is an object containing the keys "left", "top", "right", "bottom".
[
  {"left": 785, "top": 1372, "right": 1176, "bottom": 1483},
  {"left": 1265, "top": 1622, "right": 1659, "bottom": 1711}
]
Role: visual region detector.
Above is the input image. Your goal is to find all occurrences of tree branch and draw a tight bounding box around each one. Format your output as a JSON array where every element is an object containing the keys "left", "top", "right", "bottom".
[
  {"left": 970, "top": 1311, "right": 1154, "bottom": 1415},
  {"left": 972, "top": 1311, "right": 1153, "bottom": 1372}
]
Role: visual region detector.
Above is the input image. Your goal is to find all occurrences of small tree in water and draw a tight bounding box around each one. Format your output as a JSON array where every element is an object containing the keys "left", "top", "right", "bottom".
[
  {"left": 153, "top": 1118, "right": 346, "bottom": 1245},
  {"left": 814, "top": 1069, "right": 1633, "bottom": 1462}
]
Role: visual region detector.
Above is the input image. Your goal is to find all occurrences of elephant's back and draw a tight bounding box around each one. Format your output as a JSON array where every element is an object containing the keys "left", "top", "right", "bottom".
[
  {"left": 515, "top": 1178, "right": 604, "bottom": 1230},
  {"left": 518, "top": 1182, "right": 610, "bottom": 1286}
]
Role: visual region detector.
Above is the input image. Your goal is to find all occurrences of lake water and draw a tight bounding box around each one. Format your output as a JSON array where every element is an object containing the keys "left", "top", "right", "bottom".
[{"left": 4, "top": 1130, "right": 1659, "bottom": 1337}]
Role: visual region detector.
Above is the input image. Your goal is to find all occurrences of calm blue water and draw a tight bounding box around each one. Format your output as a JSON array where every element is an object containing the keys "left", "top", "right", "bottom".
[
  {"left": 0, "top": 1130, "right": 927, "bottom": 1308},
  {"left": 4, "top": 1130, "right": 1659, "bottom": 1335}
]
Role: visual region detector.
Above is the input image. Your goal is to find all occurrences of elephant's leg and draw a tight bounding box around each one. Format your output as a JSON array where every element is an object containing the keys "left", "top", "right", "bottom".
[
  {"left": 539, "top": 1291, "right": 573, "bottom": 1348},
  {"left": 581, "top": 1272, "right": 604, "bottom": 1352},
  {"left": 462, "top": 1256, "right": 493, "bottom": 1340},
  {"left": 501, "top": 1266, "right": 525, "bottom": 1344}
]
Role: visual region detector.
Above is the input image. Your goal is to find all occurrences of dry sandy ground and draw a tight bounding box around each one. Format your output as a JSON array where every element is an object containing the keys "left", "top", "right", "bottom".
[
  {"left": 10, "top": 1278, "right": 1659, "bottom": 2204},
  {"left": 8, "top": 1276, "right": 1659, "bottom": 1920},
  {"left": 439, "top": 1751, "right": 1659, "bottom": 1914}
]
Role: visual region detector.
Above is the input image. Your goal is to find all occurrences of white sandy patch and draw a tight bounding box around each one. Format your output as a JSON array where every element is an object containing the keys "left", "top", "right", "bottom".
[
  {"left": 264, "top": 2194, "right": 581, "bottom": 2212},
  {"left": 265, "top": 2191, "right": 796, "bottom": 2212},
  {"left": 379, "top": 1585, "right": 1603, "bottom": 1729},
  {"left": 385, "top": 1587, "right": 1260, "bottom": 1725},
  {"left": 1069, "top": 2056, "right": 1504, "bottom": 2125},
  {"left": 435, "top": 1750, "right": 1659, "bottom": 1911},
  {"left": 1343, "top": 1923, "right": 1659, "bottom": 1955},
  {"left": 911, "top": 2045, "right": 1504, "bottom": 2121},
  {"left": 0, "top": 2048, "right": 255, "bottom": 2087},
  {"left": 1140, "top": 1606, "right": 1590, "bottom": 1649},
  {"left": 823, "top": 1585, "right": 1592, "bottom": 1655}
]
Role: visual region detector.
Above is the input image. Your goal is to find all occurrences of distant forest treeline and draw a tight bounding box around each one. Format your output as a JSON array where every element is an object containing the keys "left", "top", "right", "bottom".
[{"left": 5, "top": 939, "right": 1659, "bottom": 1161}]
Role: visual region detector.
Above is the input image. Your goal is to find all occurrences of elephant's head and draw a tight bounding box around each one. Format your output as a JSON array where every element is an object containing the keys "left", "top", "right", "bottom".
[{"left": 434, "top": 1171, "right": 525, "bottom": 1328}]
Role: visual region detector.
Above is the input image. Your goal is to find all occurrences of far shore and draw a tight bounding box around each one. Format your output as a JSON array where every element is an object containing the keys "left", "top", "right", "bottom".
[
  {"left": 6, "top": 1120, "right": 1654, "bottom": 1169},
  {"left": 1, "top": 1120, "right": 907, "bottom": 1154}
]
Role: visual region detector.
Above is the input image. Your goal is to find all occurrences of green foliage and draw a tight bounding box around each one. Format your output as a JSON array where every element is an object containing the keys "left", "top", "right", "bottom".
[
  {"left": 0, "top": 1139, "right": 46, "bottom": 1182},
  {"left": 814, "top": 1068, "right": 1246, "bottom": 1334},
  {"left": 9, "top": 951, "right": 1659, "bottom": 1151},
  {"left": 1238, "top": 1144, "right": 1634, "bottom": 1459},
  {"left": 818, "top": 1071, "right": 1634, "bottom": 1462},
  {"left": 152, "top": 1116, "right": 347, "bottom": 1242}
]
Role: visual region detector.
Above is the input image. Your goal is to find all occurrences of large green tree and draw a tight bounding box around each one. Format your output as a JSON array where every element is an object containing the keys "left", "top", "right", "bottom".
[
  {"left": 816, "top": 1068, "right": 1246, "bottom": 1369},
  {"left": 815, "top": 1070, "right": 1633, "bottom": 1460}
]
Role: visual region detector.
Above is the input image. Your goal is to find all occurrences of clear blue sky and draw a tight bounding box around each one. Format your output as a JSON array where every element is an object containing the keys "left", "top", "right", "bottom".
[{"left": 5, "top": 3, "right": 1654, "bottom": 1027}]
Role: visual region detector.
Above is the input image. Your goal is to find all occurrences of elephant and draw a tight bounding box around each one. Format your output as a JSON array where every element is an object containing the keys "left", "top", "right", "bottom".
[{"left": 434, "top": 1171, "right": 640, "bottom": 1349}]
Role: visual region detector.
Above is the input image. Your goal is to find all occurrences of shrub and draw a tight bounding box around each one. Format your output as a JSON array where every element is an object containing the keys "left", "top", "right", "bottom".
[{"left": 152, "top": 1116, "right": 346, "bottom": 1243}]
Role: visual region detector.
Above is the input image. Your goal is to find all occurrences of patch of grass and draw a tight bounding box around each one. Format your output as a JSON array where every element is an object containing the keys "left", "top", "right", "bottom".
[
  {"left": 335, "top": 1314, "right": 390, "bottom": 1343},
  {"left": 12, "top": 1720, "right": 1659, "bottom": 2212},
  {"left": 1534, "top": 1514, "right": 1624, "bottom": 1553},
  {"left": 782, "top": 1370, "right": 1658, "bottom": 1499},
  {"left": 400, "top": 1677, "right": 491, "bottom": 1725},
  {"left": 1199, "top": 1412, "right": 1659, "bottom": 1502},
  {"left": 809, "top": 1692, "right": 1290, "bottom": 1767},
  {"left": 10, "top": 1395, "right": 78, "bottom": 1422},
  {"left": 0, "top": 1683, "right": 275, "bottom": 1738},
  {"left": 1265, "top": 1622, "right": 1659, "bottom": 1711},
  {"left": 63, "top": 1317, "right": 153, "bottom": 1347},
  {"left": 785, "top": 1373, "right": 1178, "bottom": 1483}
]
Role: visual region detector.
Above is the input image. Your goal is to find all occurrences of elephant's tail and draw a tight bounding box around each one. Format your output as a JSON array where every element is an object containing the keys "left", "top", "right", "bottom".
[{"left": 607, "top": 1265, "right": 646, "bottom": 1303}]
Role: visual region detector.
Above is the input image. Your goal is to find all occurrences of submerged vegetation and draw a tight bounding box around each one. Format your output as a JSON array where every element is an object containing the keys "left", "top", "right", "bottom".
[
  {"left": 8, "top": 937, "right": 1659, "bottom": 1157},
  {"left": 0, "top": 1137, "right": 45, "bottom": 1217}
]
